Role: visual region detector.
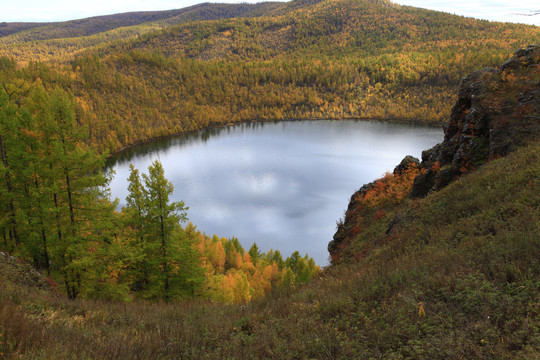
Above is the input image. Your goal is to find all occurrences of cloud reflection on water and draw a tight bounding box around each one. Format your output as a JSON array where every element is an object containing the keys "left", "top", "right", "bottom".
[{"left": 108, "top": 120, "right": 443, "bottom": 265}]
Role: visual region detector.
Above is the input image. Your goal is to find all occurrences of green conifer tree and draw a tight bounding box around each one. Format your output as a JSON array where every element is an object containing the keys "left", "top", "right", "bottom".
[{"left": 125, "top": 160, "right": 203, "bottom": 300}]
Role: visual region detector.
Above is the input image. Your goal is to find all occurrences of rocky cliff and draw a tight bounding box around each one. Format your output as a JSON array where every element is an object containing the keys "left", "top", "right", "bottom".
[
  {"left": 330, "top": 45, "right": 539, "bottom": 261},
  {"left": 411, "top": 45, "right": 540, "bottom": 196}
]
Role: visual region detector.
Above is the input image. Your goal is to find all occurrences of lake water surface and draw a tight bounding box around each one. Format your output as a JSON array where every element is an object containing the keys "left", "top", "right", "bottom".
[{"left": 107, "top": 120, "right": 443, "bottom": 265}]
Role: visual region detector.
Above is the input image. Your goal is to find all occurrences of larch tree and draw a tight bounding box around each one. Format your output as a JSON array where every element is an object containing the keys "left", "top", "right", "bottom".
[
  {"left": 143, "top": 160, "right": 188, "bottom": 300},
  {"left": 42, "top": 88, "right": 115, "bottom": 299},
  {"left": 126, "top": 160, "right": 203, "bottom": 300},
  {"left": 0, "top": 77, "right": 119, "bottom": 299},
  {"left": 124, "top": 163, "right": 151, "bottom": 292}
]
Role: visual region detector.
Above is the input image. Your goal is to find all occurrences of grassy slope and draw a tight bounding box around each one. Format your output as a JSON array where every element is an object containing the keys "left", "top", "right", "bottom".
[{"left": 1, "top": 131, "right": 538, "bottom": 360}]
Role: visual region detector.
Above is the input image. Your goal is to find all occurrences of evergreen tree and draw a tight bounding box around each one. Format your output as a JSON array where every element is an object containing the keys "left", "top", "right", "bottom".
[
  {"left": 125, "top": 160, "right": 203, "bottom": 300},
  {"left": 0, "top": 89, "right": 16, "bottom": 249},
  {"left": 46, "top": 89, "right": 116, "bottom": 298},
  {"left": 248, "top": 242, "right": 261, "bottom": 265},
  {"left": 0, "top": 79, "right": 119, "bottom": 299},
  {"left": 143, "top": 160, "right": 184, "bottom": 300},
  {"left": 170, "top": 226, "right": 205, "bottom": 298},
  {"left": 124, "top": 164, "right": 152, "bottom": 292}
]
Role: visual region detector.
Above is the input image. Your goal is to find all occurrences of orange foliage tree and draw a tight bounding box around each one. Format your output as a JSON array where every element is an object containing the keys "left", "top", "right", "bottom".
[
  {"left": 361, "top": 163, "right": 423, "bottom": 208},
  {"left": 189, "top": 225, "right": 320, "bottom": 303}
]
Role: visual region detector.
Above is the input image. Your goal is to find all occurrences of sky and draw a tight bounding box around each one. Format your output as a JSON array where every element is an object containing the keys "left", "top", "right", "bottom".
[{"left": 1, "top": 0, "right": 539, "bottom": 25}]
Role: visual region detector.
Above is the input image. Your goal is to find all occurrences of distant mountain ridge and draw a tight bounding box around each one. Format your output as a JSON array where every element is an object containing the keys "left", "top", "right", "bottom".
[
  {"left": 0, "top": 22, "right": 46, "bottom": 37},
  {"left": 0, "top": 2, "right": 284, "bottom": 39}
]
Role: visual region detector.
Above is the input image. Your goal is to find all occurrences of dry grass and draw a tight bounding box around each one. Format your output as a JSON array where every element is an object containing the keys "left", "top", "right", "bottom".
[{"left": 1, "top": 141, "right": 538, "bottom": 359}]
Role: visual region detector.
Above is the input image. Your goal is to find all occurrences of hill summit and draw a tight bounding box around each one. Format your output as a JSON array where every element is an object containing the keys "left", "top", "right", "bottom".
[{"left": 1, "top": 0, "right": 537, "bottom": 154}]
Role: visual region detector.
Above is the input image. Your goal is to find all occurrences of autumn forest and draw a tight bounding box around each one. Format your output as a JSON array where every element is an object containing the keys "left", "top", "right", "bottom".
[{"left": 0, "top": 0, "right": 539, "bottom": 358}]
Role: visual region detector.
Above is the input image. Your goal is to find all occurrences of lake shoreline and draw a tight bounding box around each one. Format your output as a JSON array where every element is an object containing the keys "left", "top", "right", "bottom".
[
  {"left": 106, "top": 120, "right": 444, "bottom": 265},
  {"left": 107, "top": 116, "right": 443, "bottom": 159}
]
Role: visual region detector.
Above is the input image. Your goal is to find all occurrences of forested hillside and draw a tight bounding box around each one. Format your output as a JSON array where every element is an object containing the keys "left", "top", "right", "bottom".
[
  {"left": 0, "top": 45, "right": 538, "bottom": 359},
  {"left": 1, "top": 0, "right": 538, "bottom": 153},
  {"left": 0, "top": 77, "right": 319, "bottom": 303},
  {"left": 0, "top": 2, "right": 283, "bottom": 64},
  {"left": 0, "top": 0, "right": 539, "bottom": 356}
]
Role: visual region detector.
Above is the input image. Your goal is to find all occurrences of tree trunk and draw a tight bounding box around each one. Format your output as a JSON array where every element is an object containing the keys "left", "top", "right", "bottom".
[{"left": 0, "top": 135, "right": 19, "bottom": 245}]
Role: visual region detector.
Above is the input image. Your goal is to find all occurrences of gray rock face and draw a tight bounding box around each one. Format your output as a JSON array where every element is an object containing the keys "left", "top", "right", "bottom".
[
  {"left": 329, "top": 45, "right": 539, "bottom": 261},
  {"left": 410, "top": 45, "right": 540, "bottom": 197}
]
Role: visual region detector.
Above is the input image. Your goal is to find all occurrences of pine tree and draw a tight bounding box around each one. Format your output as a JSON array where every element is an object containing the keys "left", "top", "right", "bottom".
[
  {"left": 124, "top": 164, "right": 151, "bottom": 292},
  {"left": 42, "top": 88, "right": 114, "bottom": 299},
  {"left": 125, "top": 160, "right": 203, "bottom": 300}
]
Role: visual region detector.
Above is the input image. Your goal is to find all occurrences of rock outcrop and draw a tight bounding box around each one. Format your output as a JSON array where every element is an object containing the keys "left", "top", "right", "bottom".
[
  {"left": 330, "top": 45, "right": 539, "bottom": 261},
  {"left": 328, "top": 155, "right": 420, "bottom": 259},
  {"left": 411, "top": 45, "right": 540, "bottom": 197}
]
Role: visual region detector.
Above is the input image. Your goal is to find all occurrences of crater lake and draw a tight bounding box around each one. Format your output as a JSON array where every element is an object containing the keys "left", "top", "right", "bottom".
[{"left": 107, "top": 120, "right": 443, "bottom": 265}]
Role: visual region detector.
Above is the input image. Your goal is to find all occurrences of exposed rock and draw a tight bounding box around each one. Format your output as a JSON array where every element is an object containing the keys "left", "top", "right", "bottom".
[
  {"left": 330, "top": 45, "right": 539, "bottom": 261},
  {"left": 328, "top": 183, "right": 373, "bottom": 257},
  {"left": 393, "top": 155, "right": 419, "bottom": 175},
  {"left": 409, "top": 167, "right": 436, "bottom": 198},
  {"left": 411, "top": 45, "right": 540, "bottom": 197},
  {"left": 328, "top": 154, "right": 419, "bottom": 259}
]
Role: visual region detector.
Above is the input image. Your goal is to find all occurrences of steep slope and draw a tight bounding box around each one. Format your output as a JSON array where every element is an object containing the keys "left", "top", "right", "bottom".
[
  {"left": 411, "top": 45, "right": 540, "bottom": 196},
  {"left": 1, "top": 49, "right": 538, "bottom": 358},
  {"left": 331, "top": 45, "right": 539, "bottom": 261}
]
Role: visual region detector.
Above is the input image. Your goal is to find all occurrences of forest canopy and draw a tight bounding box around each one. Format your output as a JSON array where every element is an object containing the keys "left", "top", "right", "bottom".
[{"left": 0, "top": 0, "right": 537, "bottom": 153}]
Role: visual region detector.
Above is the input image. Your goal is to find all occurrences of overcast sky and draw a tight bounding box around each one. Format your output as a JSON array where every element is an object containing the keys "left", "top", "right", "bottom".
[{"left": 1, "top": 0, "right": 539, "bottom": 25}]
